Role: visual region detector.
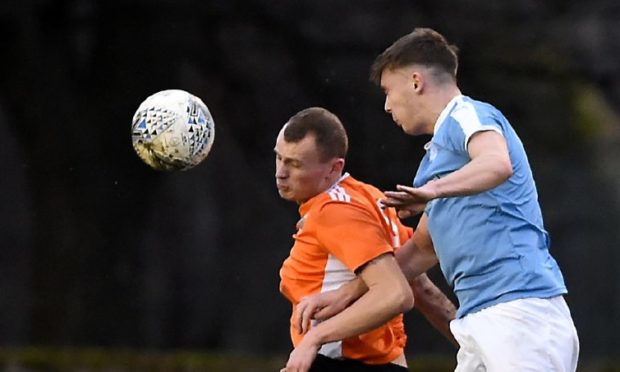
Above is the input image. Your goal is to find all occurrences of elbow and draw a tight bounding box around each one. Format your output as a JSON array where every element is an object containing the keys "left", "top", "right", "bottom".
[
  {"left": 494, "top": 158, "right": 513, "bottom": 185},
  {"left": 501, "top": 161, "right": 513, "bottom": 181},
  {"left": 401, "top": 295, "right": 415, "bottom": 314},
  {"left": 376, "top": 283, "right": 414, "bottom": 315},
  {"left": 500, "top": 156, "right": 513, "bottom": 180},
  {"left": 396, "top": 286, "right": 415, "bottom": 313},
  {"left": 369, "top": 282, "right": 414, "bottom": 318}
]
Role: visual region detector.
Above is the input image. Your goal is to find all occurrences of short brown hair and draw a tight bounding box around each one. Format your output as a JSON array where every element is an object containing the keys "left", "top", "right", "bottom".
[
  {"left": 283, "top": 107, "right": 348, "bottom": 162},
  {"left": 370, "top": 28, "right": 459, "bottom": 85}
]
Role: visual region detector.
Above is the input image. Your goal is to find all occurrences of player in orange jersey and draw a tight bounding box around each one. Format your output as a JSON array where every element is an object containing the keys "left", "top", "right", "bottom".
[{"left": 275, "top": 107, "right": 456, "bottom": 372}]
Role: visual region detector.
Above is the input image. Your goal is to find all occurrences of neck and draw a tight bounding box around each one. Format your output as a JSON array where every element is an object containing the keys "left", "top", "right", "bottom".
[
  {"left": 297, "top": 172, "right": 346, "bottom": 205},
  {"left": 326, "top": 172, "right": 345, "bottom": 188},
  {"left": 427, "top": 85, "right": 461, "bottom": 133}
]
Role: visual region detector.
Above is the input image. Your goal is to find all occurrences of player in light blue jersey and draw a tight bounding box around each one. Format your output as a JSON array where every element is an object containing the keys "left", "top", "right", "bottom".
[
  {"left": 292, "top": 28, "right": 580, "bottom": 372},
  {"left": 371, "top": 28, "right": 579, "bottom": 371}
]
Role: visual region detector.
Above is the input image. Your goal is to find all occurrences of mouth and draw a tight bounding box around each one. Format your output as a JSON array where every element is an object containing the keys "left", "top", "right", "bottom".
[{"left": 276, "top": 183, "right": 288, "bottom": 191}]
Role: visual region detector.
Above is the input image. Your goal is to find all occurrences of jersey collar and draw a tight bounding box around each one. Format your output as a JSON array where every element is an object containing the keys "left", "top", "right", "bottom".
[
  {"left": 433, "top": 95, "right": 463, "bottom": 135},
  {"left": 299, "top": 172, "right": 350, "bottom": 215}
]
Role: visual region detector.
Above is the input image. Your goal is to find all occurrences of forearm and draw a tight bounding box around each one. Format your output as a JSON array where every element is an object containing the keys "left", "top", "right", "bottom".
[
  {"left": 305, "top": 255, "right": 413, "bottom": 346},
  {"left": 395, "top": 237, "right": 438, "bottom": 281},
  {"left": 410, "top": 274, "right": 458, "bottom": 347},
  {"left": 427, "top": 153, "right": 512, "bottom": 198},
  {"left": 308, "top": 283, "right": 411, "bottom": 345},
  {"left": 335, "top": 276, "right": 368, "bottom": 306}
]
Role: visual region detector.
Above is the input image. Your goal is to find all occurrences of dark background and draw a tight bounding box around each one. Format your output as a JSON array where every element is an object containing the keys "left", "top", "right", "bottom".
[{"left": 1, "top": 0, "right": 619, "bottom": 364}]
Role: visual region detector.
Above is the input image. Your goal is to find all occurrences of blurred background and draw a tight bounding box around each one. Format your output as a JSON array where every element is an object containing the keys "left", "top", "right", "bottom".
[{"left": 1, "top": 0, "right": 619, "bottom": 371}]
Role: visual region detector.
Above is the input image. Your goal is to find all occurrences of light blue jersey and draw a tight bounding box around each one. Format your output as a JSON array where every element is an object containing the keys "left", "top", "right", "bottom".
[{"left": 415, "top": 95, "right": 567, "bottom": 318}]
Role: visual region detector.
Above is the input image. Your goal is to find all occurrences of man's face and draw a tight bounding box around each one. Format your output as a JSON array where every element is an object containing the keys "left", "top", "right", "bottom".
[
  {"left": 274, "top": 131, "right": 336, "bottom": 203},
  {"left": 380, "top": 67, "right": 427, "bottom": 135}
]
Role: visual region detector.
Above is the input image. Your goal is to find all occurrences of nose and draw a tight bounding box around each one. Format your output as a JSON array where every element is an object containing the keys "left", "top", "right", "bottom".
[
  {"left": 275, "top": 162, "right": 288, "bottom": 179},
  {"left": 384, "top": 96, "right": 391, "bottom": 113}
]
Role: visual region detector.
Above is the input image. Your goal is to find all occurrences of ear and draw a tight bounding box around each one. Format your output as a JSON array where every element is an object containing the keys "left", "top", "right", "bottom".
[
  {"left": 330, "top": 158, "right": 345, "bottom": 175},
  {"left": 411, "top": 71, "right": 424, "bottom": 92}
]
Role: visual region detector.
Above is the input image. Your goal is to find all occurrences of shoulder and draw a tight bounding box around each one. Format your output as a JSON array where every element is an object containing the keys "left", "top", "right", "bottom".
[
  {"left": 309, "top": 179, "right": 380, "bottom": 224},
  {"left": 322, "top": 175, "right": 383, "bottom": 205},
  {"left": 439, "top": 97, "right": 506, "bottom": 145},
  {"left": 449, "top": 97, "right": 487, "bottom": 122},
  {"left": 450, "top": 97, "right": 507, "bottom": 126}
]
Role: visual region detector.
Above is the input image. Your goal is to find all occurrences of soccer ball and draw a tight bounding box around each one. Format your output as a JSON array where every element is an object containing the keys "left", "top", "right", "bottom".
[{"left": 131, "top": 89, "right": 215, "bottom": 171}]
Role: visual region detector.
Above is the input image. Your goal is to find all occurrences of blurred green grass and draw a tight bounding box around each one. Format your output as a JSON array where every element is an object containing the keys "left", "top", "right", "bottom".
[
  {"left": 0, "top": 347, "right": 618, "bottom": 371},
  {"left": 0, "top": 347, "right": 281, "bottom": 372}
]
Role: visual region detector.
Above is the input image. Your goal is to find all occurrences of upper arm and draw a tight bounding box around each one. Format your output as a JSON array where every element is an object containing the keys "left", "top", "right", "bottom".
[
  {"left": 357, "top": 253, "right": 414, "bottom": 311},
  {"left": 395, "top": 214, "right": 438, "bottom": 280},
  {"left": 467, "top": 130, "right": 513, "bottom": 177},
  {"left": 467, "top": 130, "right": 510, "bottom": 162},
  {"left": 357, "top": 253, "right": 406, "bottom": 287},
  {"left": 412, "top": 214, "right": 435, "bottom": 257}
]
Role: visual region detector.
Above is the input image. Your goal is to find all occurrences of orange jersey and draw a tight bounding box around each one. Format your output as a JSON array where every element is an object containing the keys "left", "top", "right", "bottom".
[{"left": 279, "top": 173, "right": 413, "bottom": 365}]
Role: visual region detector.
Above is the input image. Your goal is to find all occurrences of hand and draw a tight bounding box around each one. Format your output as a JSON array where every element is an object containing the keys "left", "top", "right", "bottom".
[
  {"left": 382, "top": 184, "right": 437, "bottom": 218},
  {"left": 295, "top": 290, "right": 351, "bottom": 334},
  {"left": 280, "top": 332, "right": 321, "bottom": 372}
]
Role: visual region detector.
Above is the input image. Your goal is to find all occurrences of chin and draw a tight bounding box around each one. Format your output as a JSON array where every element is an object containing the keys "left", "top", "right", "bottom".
[
  {"left": 278, "top": 190, "right": 295, "bottom": 201},
  {"left": 402, "top": 126, "right": 417, "bottom": 135},
  {"left": 404, "top": 125, "right": 426, "bottom": 136}
]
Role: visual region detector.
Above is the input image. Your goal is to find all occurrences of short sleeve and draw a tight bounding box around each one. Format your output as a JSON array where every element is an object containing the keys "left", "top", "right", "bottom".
[
  {"left": 450, "top": 106, "right": 503, "bottom": 152},
  {"left": 314, "top": 202, "right": 393, "bottom": 272}
]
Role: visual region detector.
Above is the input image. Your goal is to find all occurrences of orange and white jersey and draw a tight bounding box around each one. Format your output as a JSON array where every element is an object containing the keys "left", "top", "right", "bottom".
[{"left": 279, "top": 173, "right": 413, "bottom": 365}]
